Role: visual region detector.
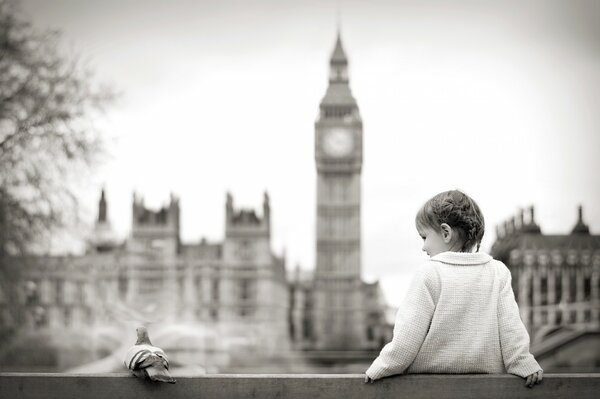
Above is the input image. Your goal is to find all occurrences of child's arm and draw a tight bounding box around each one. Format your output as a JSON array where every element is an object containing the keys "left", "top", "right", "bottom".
[
  {"left": 497, "top": 268, "right": 543, "bottom": 380},
  {"left": 365, "top": 265, "right": 437, "bottom": 381}
]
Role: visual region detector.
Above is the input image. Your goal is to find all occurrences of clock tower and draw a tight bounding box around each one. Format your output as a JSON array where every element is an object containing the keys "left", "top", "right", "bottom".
[{"left": 314, "top": 32, "right": 366, "bottom": 350}]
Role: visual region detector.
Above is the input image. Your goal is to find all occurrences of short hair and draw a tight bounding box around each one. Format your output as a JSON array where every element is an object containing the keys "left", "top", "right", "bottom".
[{"left": 416, "top": 190, "right": 485, "bottom": 252}]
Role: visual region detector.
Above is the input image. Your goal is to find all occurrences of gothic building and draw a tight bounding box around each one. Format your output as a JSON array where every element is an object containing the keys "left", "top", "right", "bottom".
[
  {"left": 0, "top": 33, "right": 390, "bottom": 371},
  {"left": 289, "top": 32, "right": 389, "bottom": 351},
  {"left": 0, "top": 190, "right": 289, "bottom": 369},
  {"left": 491, "top": 206, "right": 600, "bottom": 372}
]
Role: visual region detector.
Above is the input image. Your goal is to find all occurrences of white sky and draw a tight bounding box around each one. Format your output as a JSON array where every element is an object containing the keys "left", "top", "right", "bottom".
[{"left": 21, "top": 0, "right": 600, "bottom": 307}]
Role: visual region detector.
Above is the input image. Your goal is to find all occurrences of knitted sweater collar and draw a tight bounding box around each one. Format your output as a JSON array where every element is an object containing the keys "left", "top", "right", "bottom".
[{"left": 430, "top": 251, "right": 492, "bottom": 265}]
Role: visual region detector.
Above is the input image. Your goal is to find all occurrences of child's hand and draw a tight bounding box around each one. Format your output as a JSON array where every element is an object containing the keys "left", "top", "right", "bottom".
[
  {"left": 525, "top": 370, "right": 543, "bottom": 388},
  {"left": 364, "top": 375, "right": 374, "bottom": 384}
]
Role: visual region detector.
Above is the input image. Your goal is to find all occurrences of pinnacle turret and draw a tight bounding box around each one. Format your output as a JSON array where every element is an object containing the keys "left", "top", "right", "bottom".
[
  {"left": 571, "top": 205, "right": 590, "bottom": 235},
  {"left": 91, "top": 188, "right": 117, "bottom": 252},
  {"left": 98, "top": 188, "right": 107, "bottom": 223}
]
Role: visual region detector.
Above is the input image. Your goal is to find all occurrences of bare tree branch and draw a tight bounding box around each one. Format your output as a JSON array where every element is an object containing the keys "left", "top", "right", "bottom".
[{"left": 0, "top": 0, "right": 114, "bottom": 331}]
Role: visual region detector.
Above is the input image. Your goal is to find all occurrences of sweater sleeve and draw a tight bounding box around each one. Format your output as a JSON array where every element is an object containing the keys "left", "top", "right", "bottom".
[
  {"left": 497, "top": 266, "right": 542, "bottom": 377},
  {"left": 366, "top": 264, "right": 438, "bottom": 380}
]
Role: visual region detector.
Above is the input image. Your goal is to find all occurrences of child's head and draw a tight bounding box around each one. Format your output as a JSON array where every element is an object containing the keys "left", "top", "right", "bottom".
[{"left": 415, "top": 190, "right": 485, "bottom": 255}]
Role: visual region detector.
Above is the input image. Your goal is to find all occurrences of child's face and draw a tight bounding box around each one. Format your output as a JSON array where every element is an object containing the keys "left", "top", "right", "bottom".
[{"left": 417, "top": 225, "right": 451, "bottom": 257}]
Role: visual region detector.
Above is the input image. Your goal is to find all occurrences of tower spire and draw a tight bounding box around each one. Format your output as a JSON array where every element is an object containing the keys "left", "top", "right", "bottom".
[
  {"left": 336, "top": 9, "right": 341, "bottom": 40},
  {"left": 330, "top": 29, "right": 347, "bottom": 66},
  {"left": 321, "top": 31, "right": 356, "bottom": 108}
]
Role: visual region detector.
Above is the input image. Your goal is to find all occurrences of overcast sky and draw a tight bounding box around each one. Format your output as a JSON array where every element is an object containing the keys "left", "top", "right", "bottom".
[{"left": 20, "top": 0, "right": 600, "bottom": 307}]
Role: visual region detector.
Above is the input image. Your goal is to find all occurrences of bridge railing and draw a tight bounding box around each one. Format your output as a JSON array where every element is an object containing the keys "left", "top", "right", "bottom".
[{"left": 1, "top": 373, "right": 599, "bottom": 399}]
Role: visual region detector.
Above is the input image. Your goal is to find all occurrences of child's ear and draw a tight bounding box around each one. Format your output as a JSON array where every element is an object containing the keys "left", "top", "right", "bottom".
[{"left": 440, "top": 223, "right": 453, "bottom": 243}]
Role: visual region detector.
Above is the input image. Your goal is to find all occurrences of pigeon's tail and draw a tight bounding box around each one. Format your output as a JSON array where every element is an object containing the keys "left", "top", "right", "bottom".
[
  {"left": 140, "top": 354, "right": 176, "bottom": 384},
  {"left": 145, "top": 366, "right": 176, "bottom": 384}
]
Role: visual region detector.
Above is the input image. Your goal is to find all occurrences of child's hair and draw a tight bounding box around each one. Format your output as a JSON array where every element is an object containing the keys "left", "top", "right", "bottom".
[{"left": 416, "top": 190, "right": 485, "bottom": 252}]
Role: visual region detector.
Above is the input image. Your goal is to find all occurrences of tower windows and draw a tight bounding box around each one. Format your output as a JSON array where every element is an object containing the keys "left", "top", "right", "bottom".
[
  {"left": 569, "top": 272, "right": 577, "bottom": 302},
  {"left": 302, "top": 317, "right": 312, "bottom": 339},
  {"left": 366, "top": 326, "right": 374, "bottom": 341},
  {"left": 77, "top": 282, "right": 85, "bottom": 303},
  {"left": 329, "top": 66, "right": 348, "bottom": 82},
  {"left": 55, "top": 280, "right": 64, "bottom": 305},
  {"left": 211, "top": 278, "right": 219, "bottom": 302},
  {"left": 33, "top": 306, "right": 47, "bottom": 328},
  {"left": 584, "top": 275, "right": 591, "bottom": 300},
  {"left": 323, "top": 107, "right": 353, "bottom": 119},
  {"left": 239, "top": 278, "right": 252, "bottom": 301},
  {"left": 195, "top": 276, "right": 202, "bottom": 301},
  {"left": 24, "top": 280, "right": 39, "bottom": 305},
  {"left": 178, "top": 276, "right": 184, "bottom": 300},
  {"left": 118, "top": 272, "right": 128, "bottom": 300},
  {"left": 540, "top": 276, "right": 548, "bottom": 306},
  {"left": 555, "top": 274, "right": 562, "bottom": 303},
  {"left": 64, "top": 307, "right": 72, "bottom": 327}
]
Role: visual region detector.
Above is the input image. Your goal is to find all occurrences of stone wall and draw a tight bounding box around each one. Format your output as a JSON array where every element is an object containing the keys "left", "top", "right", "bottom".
[{"left": 1, "top": 373, "right": 599, "bottom": 399}]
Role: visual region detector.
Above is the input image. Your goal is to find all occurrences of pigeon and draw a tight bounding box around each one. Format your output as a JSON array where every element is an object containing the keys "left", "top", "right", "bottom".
[{"left": 124, "top": 326, "right": 176, "bottom": 384}]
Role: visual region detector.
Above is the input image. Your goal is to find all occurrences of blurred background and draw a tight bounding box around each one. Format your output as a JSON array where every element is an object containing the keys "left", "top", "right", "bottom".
[{"left": 1, "top": 0, "right": 598, "bottom": 375}]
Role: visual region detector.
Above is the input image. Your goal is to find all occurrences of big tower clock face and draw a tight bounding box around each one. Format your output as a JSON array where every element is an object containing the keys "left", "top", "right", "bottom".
[{"left": 323, "top": 127, "right": 354, "bottom": 157}]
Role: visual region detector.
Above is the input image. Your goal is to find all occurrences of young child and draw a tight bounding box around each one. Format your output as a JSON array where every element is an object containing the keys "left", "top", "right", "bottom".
[{"left": 365, "top": 190, "right": 543, "bottom": 388}]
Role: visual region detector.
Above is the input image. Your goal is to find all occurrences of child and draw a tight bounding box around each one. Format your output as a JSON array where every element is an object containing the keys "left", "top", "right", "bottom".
[{"left": 365, "top": 190, "right": 543, "bottom": 388}]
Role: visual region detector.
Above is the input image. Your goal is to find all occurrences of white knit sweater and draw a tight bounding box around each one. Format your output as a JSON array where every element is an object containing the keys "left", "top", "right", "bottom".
[{"left": 366, "top": 252, "right": 541, "bottom": 380}]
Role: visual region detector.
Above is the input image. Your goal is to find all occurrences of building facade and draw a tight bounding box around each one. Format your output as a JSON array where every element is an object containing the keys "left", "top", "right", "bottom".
[
  {"left": 0, "top": 191, "right": 289, "bottom": 370},
  {"left": 491, "top": 205, "right": 600, "bottom": 372}
]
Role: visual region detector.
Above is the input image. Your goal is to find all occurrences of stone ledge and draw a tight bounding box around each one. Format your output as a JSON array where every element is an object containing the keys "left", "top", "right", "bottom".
[{"left": 1, "top": 373, "right": 599, "bottom": 399}]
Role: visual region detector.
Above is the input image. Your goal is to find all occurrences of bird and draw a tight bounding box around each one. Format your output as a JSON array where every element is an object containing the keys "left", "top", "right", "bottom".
[{"left": 124, "top": 326, "right": 176, "bottom": 384}]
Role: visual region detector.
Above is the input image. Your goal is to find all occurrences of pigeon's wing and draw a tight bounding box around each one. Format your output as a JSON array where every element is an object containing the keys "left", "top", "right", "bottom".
[
  {"left": 125, "top": 347, "right": 152, "bottom": 371},
  {"left": 137, "top": 354, "right": 167, "bottom": 369},
  {"left": 139, "top": 354, "right": 176, "bottom": 384}
]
